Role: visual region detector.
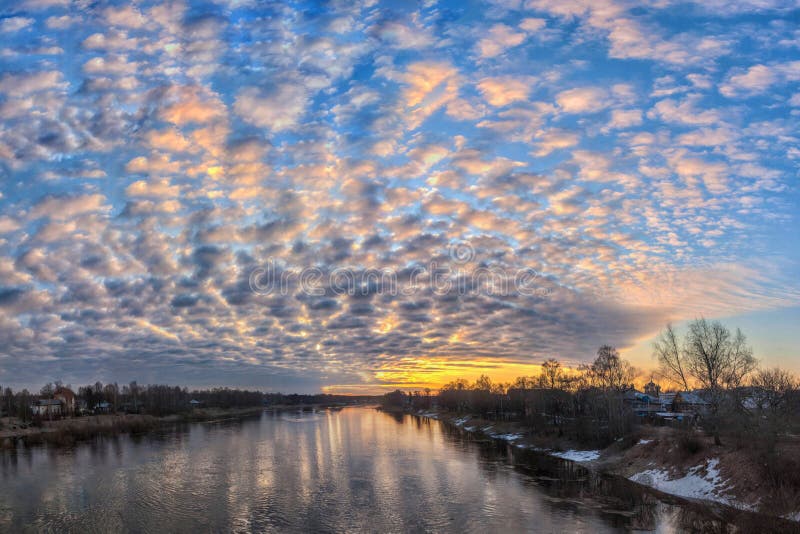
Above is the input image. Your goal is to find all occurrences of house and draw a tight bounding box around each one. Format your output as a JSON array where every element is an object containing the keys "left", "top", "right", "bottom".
[
  {"left": 658, "top": 392, "right": 677, "bottom": 411},
  {"left": 673, "top": 391, "right": 710, "bottom": 415},
  {"left": 729, "top": 386, "right": 773, "bottom": 412},
  {"left": 622, "top": 388, "right": 694, "bottom": 421},
  {"left": 54, "top": 387, "right": 77, "bottom": 416},
  {"left": 189, "top": 399, "right": 204, "bottom": 408},
  {"left": 31, "top": 399, "right": 62, "bottom": 418},
  {"left": 623, "top": 389, "right": 678, "bottom": 417},
  {"left": 94, "top": 401, "right": 112, "bottom": 414},
  {"left": 623, "top": 389, "right": 655, "bottom": 416}
]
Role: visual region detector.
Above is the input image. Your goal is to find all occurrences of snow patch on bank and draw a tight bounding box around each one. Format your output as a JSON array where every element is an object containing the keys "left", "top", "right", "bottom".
[
  {"left": 629, "top": 458, "right": 735, "bottom": 506},
  {"left": 550, "top": 450, "right": 601, "bottom": 462},
  {"left": 490, "top": 432, "right": 523, "bottom": 442},
  {"left": 782, "top": 511, "right": 800, "bottom": 522},
  {"left": 637, "top": 439, "right": 653, "bottom": 445},
  {"left": 452, "top": 416, "right": 470, "bottom": 427}
]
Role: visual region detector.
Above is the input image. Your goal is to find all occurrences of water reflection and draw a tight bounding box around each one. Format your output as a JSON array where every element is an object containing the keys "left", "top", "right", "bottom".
[{"left": 0, "top": 408, "right": 794, "bottom": 533}]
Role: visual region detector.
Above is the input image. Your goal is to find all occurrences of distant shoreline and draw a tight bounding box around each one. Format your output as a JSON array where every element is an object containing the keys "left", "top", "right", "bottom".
[
  {"left": 0, "top": 403, "right": 381, "bottom": 449},
  {"left": 264, "top": 401, "right": 377, "bottom": 412},
  {"left": 0, "top": 406, "right": 265, "bottom": 448}
]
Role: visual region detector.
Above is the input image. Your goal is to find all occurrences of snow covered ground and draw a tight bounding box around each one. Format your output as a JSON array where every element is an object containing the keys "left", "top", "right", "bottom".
[
  {"left": 550, "top": 450, "right": 601, "bottom": 462},
  {"left": 629, "top": 458, "right": 735, "bottom": 506},
  {"left": 490, "top": 432, "right": 524, "bottom": 442},
  {"left": 783, "top": 511, "right": 800, "bottom": 522}
]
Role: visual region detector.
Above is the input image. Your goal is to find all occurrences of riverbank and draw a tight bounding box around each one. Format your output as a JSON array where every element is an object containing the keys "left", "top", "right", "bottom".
[
  {"left": 0, "top": 406, "right": 265, "bottom": 448},
  {"left": 400, "top": 407, "right": 800, "bottom": 524}
]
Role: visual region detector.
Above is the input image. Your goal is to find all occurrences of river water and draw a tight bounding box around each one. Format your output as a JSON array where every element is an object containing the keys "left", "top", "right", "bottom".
[{"left": 0, "top": 407, "right": 777, "bottom": 532}]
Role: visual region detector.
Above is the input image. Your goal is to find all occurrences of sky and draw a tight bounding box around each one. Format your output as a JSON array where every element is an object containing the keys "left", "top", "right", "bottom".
[{"left": 0, "top": 0, "right": 798, "bottom": 394}]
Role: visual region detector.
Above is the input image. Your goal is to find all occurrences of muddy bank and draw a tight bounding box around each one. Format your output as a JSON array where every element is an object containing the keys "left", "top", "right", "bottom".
[{"left": 404, "top": 408, "right": 800, "bottom": 525}]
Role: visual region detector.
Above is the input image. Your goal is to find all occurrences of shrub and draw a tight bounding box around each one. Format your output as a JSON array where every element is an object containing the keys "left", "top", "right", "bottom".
[
  {"left": 678, "top": 431, "right": 704, "bottom": 456},
  {"left": 617, "top": 431, "right": 641, "bottom": 450}
]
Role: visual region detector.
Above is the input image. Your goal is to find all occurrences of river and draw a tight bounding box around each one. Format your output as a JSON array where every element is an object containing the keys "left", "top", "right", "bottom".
[{"left": 0, "top": 407, "right": 775, "bottom": 532}]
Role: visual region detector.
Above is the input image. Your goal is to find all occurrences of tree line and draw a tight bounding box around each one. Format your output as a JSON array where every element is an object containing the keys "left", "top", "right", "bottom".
[
  {"left": 384, "top": 318, "right": 800, "bottom": 448},
  {"left": 262, "top": 393, "right": 381, "bottom": 406},
  {"left": 0, "top": 381, "right": 266, "bottom": 420}
]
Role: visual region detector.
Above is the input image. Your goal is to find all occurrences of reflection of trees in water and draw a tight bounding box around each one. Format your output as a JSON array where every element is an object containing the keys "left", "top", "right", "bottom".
[{"left": 385, "top": 411, "right": 404, "bottom": 424}]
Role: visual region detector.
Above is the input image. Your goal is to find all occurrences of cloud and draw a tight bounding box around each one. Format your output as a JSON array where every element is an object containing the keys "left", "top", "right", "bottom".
[
  {"left": 649, "top": 96, "right": 722, "bottom": 126},
  {"left": 475, "top": 23, "right": 527, "bottom": 58},
  {"left": 1, "top": 17, "right": 34, "bottom": 32},
  {"left": 526, "top": 0, "right": 729, "bottom": 64},
  {"left": 83, "top": 55, "right": 139, "bottom": 75},
  {"left": 144, "top": 129, "right": 193, "bottom": 153},
  {"left": 556, "top": 87, "right": 609, "bottom": 113},
  {"left": 103, "top": 5, "right": 147, "bottom": 29},
  {"left": 126, "top": 178, "right": 181, "bottom": 198},
  {"left": 477, "top": 76, "right": 534, "bottom": 107},
  {"left": 386, "top": 60, "right": 462, "bottom": 130},
  {"left": 45, "top": 15, "right": 78, "bottom": 29},
  {"left": 234, "top": 82, "right": 309, "bottom": 132},
  {"left": 29, "top": 194, "right": 110, "bottom": 221},
  {"left": 23, "top": 0, "right": 69, "bottom": 8},
  {"left": 0, "top": 71, "right": 67, "bottom": 97},
  {"left": 519, "top": 18, "right": 547, "bottom": 32},
  {"left": 82, "top": 31, "right": 139, "bottom": 51},
  {"left": 532, "top": 129, "right": 579, "bottom": 156},
  {"left": 0, "top": 0, "right": 796, "bottom": 392},
  {"left": 373, "top": 19, "right": 436, "bottom": 49},
  {"left": 719, "top": 61, "right": 800, "bottom": 97},
  {"left": 159, "top": 86, "right": 226, "bottom": 125},
  {"left": 605, "top": 109, "right": 643, "bottom": 130}
]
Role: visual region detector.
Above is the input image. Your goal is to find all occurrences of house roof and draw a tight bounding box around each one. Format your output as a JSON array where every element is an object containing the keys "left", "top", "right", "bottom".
[
  {"left": 659, "top": 393, "right": 676, "bottom": 404},
  {"left": 35, "top": 399, "right": 62, "bottom": 406},
  {"left": 675, "top": 391, "right": 709, "bottom": 405}
]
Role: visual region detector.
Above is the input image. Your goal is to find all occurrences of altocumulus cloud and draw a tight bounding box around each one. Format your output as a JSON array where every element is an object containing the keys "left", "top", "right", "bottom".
[{"left": 0, "top": 0, "right": 797, "bottom": 392}]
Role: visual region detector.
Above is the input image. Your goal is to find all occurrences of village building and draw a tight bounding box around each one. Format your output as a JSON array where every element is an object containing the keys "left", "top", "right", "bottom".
[
  {"left": 30, "top": 399, "right": 63, "bottom": 418},
  {"left": 643, "top": 380, "right": 661, "bottom": 398},
  {"left": 622, "top": 386, "right": 710, "bottom": 422},
  {"left": 673, "top": 391, "right": 710, "bottom": 415},
  {"left": 54, "top": 387, "right": 77, "bottom": 416}
]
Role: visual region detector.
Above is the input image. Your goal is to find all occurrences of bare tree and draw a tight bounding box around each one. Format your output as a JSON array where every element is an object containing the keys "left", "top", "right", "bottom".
[
  {"left": 682, "top": 318, "right": 757, "bottom": 445},
  {"left": 540, "top": 358, "right": 562, "bottom": 389},
  {"left": 40, "top": 382, "right": 54, "bottom": 397},
  {"left": 684, "top": 318, "right": 757, "bottom": 391},
  {"left": 473, "top": 374, "right": 493, "bottom": 392},
  {"left": 653, "top": 324, "right": 690, "bottom": 390},
  {"left": 582, "top": 346, "right": 634, "bottom": 390},
  {"left": 751, "top": 367, "right": 796, "bottom": 411},
  {"left": 513, "top": 376, "right": 536, "bottom": 390},
  {"left": 752, "top": 367, "right": 796, "bottom": 392}
]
